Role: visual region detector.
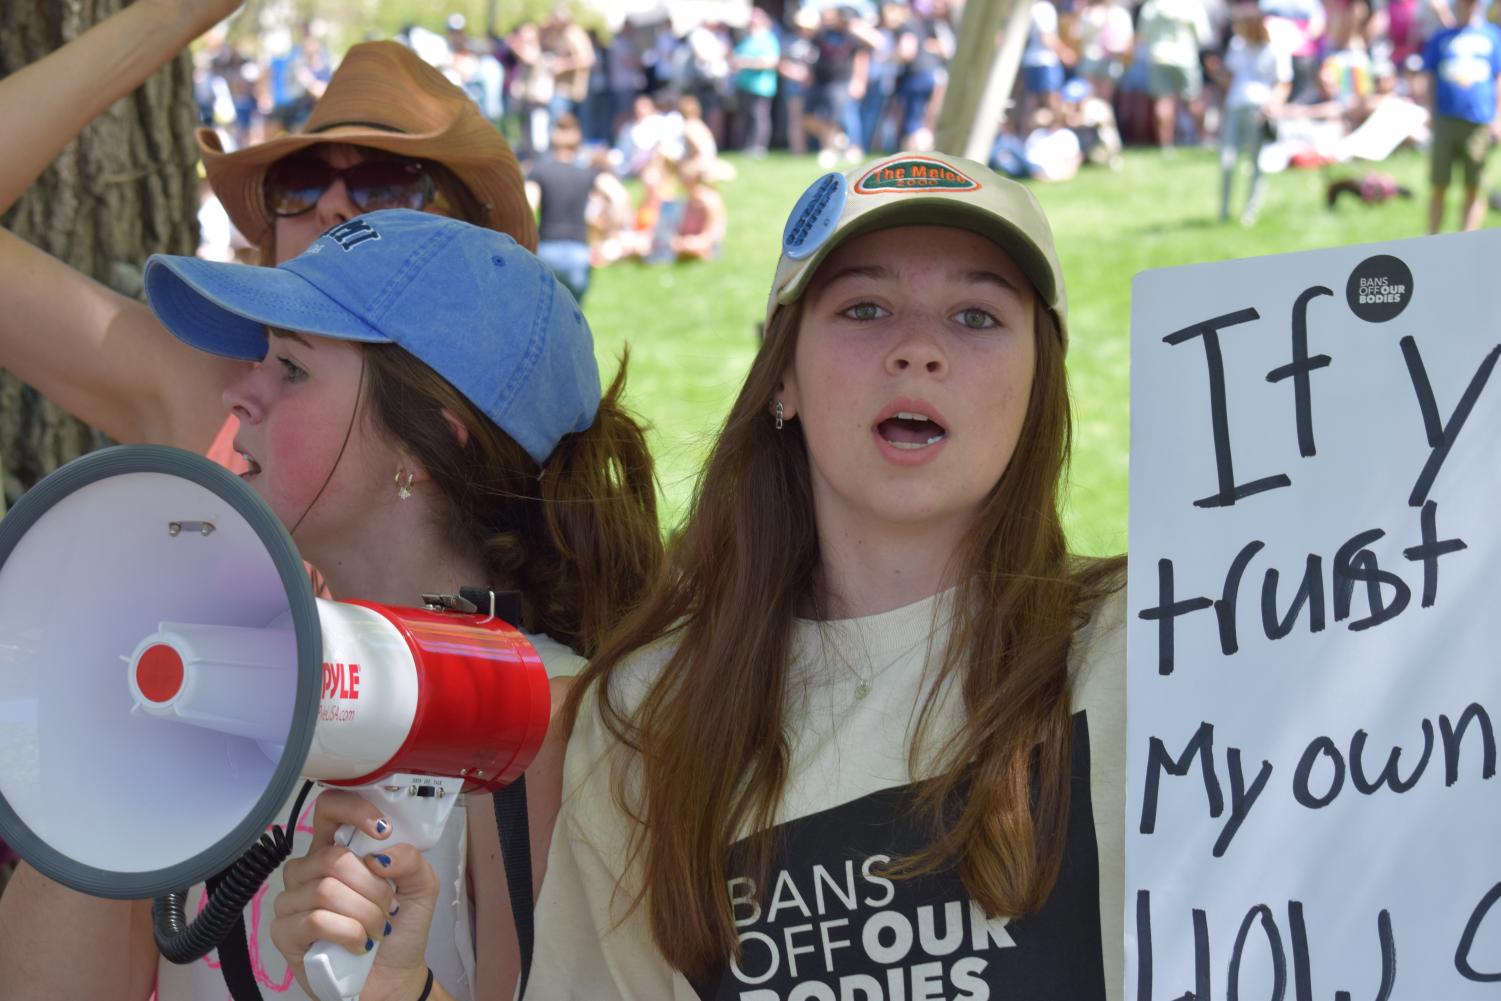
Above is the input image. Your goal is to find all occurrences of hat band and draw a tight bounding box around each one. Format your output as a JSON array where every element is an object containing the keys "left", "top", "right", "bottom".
[{"left": 308, "top": 120, "right": 411, "bottom": 135}]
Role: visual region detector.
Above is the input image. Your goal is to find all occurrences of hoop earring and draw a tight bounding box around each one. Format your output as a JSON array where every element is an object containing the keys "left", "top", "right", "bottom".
[
  {"left": 774, "top": 401, "right": 785, "bottom": 431},
  {"left": 394, "top": 468, "right": 415, "bottom": 500}
]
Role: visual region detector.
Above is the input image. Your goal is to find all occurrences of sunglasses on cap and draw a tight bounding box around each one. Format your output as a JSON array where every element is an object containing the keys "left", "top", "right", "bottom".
[{"left": 263, "top": 151, "right": 438, "bottom": 218}]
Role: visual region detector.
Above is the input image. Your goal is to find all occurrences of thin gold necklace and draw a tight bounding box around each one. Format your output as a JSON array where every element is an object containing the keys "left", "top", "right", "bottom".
[{"left": 818, "top": 618, "right": 876, "bottom": 700}]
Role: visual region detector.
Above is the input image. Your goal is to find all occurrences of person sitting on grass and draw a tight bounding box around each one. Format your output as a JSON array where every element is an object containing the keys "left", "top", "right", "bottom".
[
  {"left": 672, "top": 159, "right": 728, "bottom": 262},
  {"left": 1024, "top": 108, "right": 1086, "bottom": 181}
]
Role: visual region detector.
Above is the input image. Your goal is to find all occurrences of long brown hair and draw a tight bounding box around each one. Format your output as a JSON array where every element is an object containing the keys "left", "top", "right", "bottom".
[
  {"left": 363, "top": 345, "right": 662, "bottom": 656},
  {"left": 564, "top": 291, "right": 1125, "bottom": 978}
]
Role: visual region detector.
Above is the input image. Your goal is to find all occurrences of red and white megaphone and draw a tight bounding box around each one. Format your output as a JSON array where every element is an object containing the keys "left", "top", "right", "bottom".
[{"left": 0, "top": 445, "right": 551, "bottom": 1001}]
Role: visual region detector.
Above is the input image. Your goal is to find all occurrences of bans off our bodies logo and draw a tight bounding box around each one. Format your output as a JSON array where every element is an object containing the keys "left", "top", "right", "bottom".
[
  {"left": 1345, "top": 254, "right": 1414, "bottom": 323},
  {"left": 854, "top": 157, "right": 980, "bottom": 195}
]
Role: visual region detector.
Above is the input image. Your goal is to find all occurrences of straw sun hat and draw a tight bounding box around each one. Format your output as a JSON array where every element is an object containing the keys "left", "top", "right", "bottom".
[{"left": 199, "top": 40, "right": 536, "bottom": 250}]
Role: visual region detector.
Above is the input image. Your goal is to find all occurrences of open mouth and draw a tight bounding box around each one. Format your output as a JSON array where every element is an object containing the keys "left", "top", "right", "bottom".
[
  {"left": 234, "top": 443, "right": 262, "bottom": 477},
  {"left": 876, "top": 411, "right": 948, "bottom": 450}
]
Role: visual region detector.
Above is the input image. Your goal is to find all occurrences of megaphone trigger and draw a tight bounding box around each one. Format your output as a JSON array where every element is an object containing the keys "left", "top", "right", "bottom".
[{"left": 303, "top": 775, "right": 465, "bottom": 1001}]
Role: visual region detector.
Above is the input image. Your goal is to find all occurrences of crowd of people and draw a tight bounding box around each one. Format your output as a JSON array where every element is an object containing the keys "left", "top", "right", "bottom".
[
  {"left": 190, "top": 2, "right": 965, "bottom": 283},
  {"left": 0, "top": 0, "right": 1495, "bottom": 999},
  {"left": 189, "top": 0, "right": 1499, "bottom": 279},
  {"left": 998, "top": 0, "right": 1493, "bottom": 231}
]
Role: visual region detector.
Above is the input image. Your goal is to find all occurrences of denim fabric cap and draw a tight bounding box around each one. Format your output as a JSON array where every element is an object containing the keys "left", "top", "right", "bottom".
[
  {"left": 767, "top": 150, "right": 1069, "bottom": 345},
  {"left": 143, "top": 208, "right": 599, "bottom": 465}
]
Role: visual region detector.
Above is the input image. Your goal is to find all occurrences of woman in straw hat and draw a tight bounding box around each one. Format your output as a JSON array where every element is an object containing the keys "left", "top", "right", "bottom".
[
  {"left": 0, "top": 0, "right": 533, "bottom": 468},
  {"left": 0, "top": 3, "right": 655, "bottom": 999},
  {"left": 516, "top": 151, "right": 1128, "bottom": 997}
]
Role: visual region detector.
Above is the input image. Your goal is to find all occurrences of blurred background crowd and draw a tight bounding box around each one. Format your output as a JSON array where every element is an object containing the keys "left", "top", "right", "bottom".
[{"left": 190, "top": 0, "right": 1464, "bottom": 288}]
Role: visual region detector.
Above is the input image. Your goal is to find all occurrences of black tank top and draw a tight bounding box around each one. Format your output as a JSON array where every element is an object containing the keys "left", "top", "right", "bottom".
[{"left": 528, "top": 157, "right": 598, "bottom": 243}]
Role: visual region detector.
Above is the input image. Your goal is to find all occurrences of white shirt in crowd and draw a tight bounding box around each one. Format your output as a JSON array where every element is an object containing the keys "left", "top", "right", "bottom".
[{"left": 1224, "top": 35, "right": 1294, "bottom": 109}]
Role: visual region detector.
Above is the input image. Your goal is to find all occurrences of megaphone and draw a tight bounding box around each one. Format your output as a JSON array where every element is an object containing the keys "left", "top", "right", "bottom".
[{"left": 0, "top": 445, "right": 551, "bottom": 1001}]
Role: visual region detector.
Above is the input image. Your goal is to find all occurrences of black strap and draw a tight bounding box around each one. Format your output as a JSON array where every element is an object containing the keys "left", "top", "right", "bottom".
[
  {"left": 205, "top": 869, "right": 263, "bottom": 1001},
  {"left": 494, "top": 775, "right": 535, "bottom": 999}
]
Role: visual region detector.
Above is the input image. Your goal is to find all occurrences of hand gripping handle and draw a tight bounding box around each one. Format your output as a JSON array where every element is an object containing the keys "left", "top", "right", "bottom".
[{"left": 302, "top": 776, "right": 463, "bottom": 1001}]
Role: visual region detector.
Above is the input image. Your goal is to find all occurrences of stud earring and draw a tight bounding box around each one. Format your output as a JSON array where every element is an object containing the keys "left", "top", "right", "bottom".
[
  {"left": 394, "top": 469, "right": 414, "bottom": 500},
  {"left": 774, "top": 401, "right": 785, "bottom": 431}
]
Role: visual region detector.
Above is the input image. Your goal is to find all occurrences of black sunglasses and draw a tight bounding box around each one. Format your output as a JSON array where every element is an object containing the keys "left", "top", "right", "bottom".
[{"left": 263, "top": 151, "right": 437, "bottom": 218}]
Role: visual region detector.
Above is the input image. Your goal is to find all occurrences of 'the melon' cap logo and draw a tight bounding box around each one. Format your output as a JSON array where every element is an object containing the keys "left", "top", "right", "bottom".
[
  {"left": 767, "top": 150, "right": 1069, "bottom": 345},
  {"left": 853, "top": 156, "right": 981, "bottom": 194}
]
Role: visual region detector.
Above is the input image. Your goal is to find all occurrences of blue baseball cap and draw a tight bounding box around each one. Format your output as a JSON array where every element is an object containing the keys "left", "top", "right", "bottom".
[{"left": 143, "top": 209, "right": 600, "bottom": 465}]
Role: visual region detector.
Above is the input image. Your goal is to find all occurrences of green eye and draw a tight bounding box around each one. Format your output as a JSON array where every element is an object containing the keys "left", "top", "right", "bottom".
[
  {"left": 278, "top": 356, "right": 308, "bottom": 383},
  {"left": 956, "top": 308, "right": 998, "bottom": 330},
  {"left": 843, "top": 302, "right": 884, "bottom": 321}
]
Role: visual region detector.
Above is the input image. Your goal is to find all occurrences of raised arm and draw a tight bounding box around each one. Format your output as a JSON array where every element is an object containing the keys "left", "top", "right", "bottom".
[{"left": 0, "top": 0, "right": 247, "bottom": 451}]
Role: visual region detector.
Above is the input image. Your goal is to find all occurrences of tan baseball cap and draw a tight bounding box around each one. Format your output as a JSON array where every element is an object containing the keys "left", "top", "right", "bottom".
[{"left": 767, "top": 151, "right": 1068, "bottom": 343}]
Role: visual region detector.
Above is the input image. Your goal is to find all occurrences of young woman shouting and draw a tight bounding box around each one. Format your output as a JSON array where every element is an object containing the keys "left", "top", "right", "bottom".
[{"left": 529, "top": 151, "right": 1128, "bottom": 999}]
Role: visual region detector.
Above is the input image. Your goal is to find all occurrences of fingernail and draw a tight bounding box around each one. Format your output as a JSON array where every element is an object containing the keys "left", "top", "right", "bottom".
[
  {"left": 389, "top": 903, "right": 400, "bottom": 916},
  {"left": 383, "top": 921, "right": 392, "bottom": 937},
  {"left": 374, "top": 853, "right": 392, "bottom": 867},
  {"left": 374, "top": 819, "right": 390, "bottom": 835},
  {"left": 364, "top": 937, "right": 375, "bottom": 952}
]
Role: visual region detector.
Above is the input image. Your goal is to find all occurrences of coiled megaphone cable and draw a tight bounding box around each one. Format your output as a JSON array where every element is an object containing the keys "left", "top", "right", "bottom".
[{"left": 152, "top": 779, "right": 316, "bottom": 964}]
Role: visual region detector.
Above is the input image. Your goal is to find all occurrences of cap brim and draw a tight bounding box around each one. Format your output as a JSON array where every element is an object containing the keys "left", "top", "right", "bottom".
[
  {"left": 144, "top": 255, "right": 390, "bottom": 361},
  {"left": 777, "top": 197, "right": 1060, "bottom": 314}
]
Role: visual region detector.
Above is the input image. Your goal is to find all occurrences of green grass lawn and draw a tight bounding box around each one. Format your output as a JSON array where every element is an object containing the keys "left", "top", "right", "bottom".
[{"left": 583, "top": 146, "right": 1469, "bottom": 555}]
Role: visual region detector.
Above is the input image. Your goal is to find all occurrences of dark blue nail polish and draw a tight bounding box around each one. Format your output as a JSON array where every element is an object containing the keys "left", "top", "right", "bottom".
[
  {"left": 374, "top": 853, "right": 391, "bottom": 867},
  {"left": 364, "top": 937, "right": 374, "bottom": 952},
  {"left": 389, "top": 902, "right": 400, "bottom": 917},
  {"left": 384, "top": 921, "right": 392, "bottom": 936},
  {"left": 374, "top": 819, "right": 389, "bottom": 835}
]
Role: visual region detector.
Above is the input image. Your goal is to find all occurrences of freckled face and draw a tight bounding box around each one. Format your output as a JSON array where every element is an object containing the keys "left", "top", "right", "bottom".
[
  {"left": 780, "top": 225, "right": 1038, "bottom": 541},
  {"left": 222, "top": 332, "right": 402, "bottom": 554}
]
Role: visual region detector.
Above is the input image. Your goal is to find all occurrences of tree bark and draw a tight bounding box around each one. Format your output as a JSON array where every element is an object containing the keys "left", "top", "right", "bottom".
[{"left": 0, "top": 0, "right": 200, "bottom": 509}]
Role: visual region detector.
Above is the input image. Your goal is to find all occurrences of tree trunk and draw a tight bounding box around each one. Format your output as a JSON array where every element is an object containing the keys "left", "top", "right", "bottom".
[
  {"left": 0, "top": 0, "right": 200, "bottom": 509},
  {"left": 934, "top": 0, "right": 1031, "bottom": 162}
]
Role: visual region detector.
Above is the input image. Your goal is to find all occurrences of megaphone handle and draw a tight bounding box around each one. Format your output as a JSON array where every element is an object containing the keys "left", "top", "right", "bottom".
[{"left": 301, "top": 777, "right": 463, "bottom": 1001}]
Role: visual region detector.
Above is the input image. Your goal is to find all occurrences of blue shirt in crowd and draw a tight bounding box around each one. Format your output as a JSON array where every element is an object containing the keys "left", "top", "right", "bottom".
[
  {"left": 1424, "top": 19, "right": 1501, "bottom": 124},
  {"left": 734, "top": 29, "right": 781, "bottom": 98}
]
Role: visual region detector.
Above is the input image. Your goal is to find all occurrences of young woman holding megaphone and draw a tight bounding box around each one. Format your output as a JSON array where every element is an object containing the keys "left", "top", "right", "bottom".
[
  {"left": 148, "top": 209, "right": 660, "bottom": 1001},
  {"left": 0, "top": 209, "right": 660, "bottom": 1000},
  {"left": 0, "top": 6, "right": 661, "bottom": 998}
]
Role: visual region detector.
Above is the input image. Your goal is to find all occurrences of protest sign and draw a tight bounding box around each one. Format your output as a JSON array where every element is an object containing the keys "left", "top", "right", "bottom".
[{"left": 1127, "top": 229, "right": 1501, "bottom": 1000}]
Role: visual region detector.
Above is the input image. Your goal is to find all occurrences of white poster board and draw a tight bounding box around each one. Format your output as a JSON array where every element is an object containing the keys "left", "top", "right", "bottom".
[{"left": 1126, "top": 229, "right": 1501, "bottom": 1000}]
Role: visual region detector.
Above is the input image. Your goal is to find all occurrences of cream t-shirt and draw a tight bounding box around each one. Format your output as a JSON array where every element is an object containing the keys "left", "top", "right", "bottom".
[{"left": 529, "top": 588, "right": 1128, "bottom": 1000}]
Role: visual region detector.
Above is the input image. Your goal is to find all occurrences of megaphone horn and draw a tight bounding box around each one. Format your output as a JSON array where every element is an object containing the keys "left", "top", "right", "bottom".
[{"left": 0, "top": 445, "right": 551, "bottom": 1001}]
